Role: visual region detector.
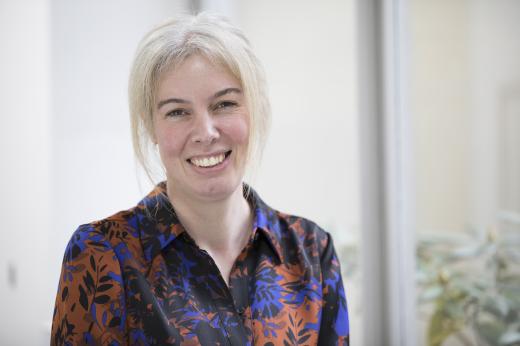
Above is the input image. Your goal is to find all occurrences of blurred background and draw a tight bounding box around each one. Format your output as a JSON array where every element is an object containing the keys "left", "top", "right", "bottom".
[{"left": 0, "top": 0, "right": 518, "bottom": 345}]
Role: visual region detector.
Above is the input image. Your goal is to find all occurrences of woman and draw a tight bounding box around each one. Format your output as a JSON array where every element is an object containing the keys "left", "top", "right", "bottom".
[{"left": 51, "top": 13, "right": 349, "bottom": 345}]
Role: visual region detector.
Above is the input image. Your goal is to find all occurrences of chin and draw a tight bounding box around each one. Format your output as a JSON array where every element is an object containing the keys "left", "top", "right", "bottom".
[{"left": 190, "top": 177, "right": 243, "bottom": 201}]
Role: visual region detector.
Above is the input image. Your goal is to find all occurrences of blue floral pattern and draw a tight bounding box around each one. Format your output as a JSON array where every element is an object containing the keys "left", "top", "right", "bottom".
[{"left": 51, "top": 182, "right": 349, "bottom": 345}]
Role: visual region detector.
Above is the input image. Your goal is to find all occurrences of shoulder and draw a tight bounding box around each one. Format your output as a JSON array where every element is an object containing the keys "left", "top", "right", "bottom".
[
  {"left": 277, "top": 210, "right": 329, "bottom": 240},
  {"left": 276, "top": 210, "right": 331, "bottom": 257},
  {"left": 53, "top": 213, "right": 131, "bottom": 344},
  {"left": 248, "top": 187, "right": 332, "bottom": 261},
  {"left": 62, "top": 206, "right": 142, "bottom": 265},
  {"left": 57, "top": 208, "right": 141, "bottom": 305}
]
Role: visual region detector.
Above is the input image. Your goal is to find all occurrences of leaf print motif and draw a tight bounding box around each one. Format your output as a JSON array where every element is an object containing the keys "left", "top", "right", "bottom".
[
  {"left": 87, "top": 240, "right": 107, "bottom": 249},
  {"left": 89, "top": 255, "right": 96, "bottom": 271},
  {"left": 99, "top": 275, "right": 111, "bottom": 283},
  {"left": 93, "top": 294, "right": 111, "bottom": 304},
  {"left": 61, "top": 286, "right": 68, "bottom": 302},
  {"left": 84, "top": 271, "right": 95, "bottom": 294},
  {"left": 252, "top": 261, "right": 285, "bottom": 319},
  {"left": 79, "top": 284, "right": 89, "bottom": 311},
  {"left": 298, "top": 332, "right": 311, "bottom": 344},
  {"left": 108, "top": 316, "right": 121, "bottom": 328},
  {"left": 64, "top": 228, "right": 90, "bottom": 262},
  {"left": 71, "top": 244, "right": 81, "bottom": 260},
  {"left": 51, "top": 223, "right": 127, "bottom": 345},
  {"left": 96, "top": 283, "right": 113, "bottom": 292},
  {"left": 96, "top": 217, "right": 131, "bottom": 241},
  {"left": 51, "top": 183, "right": 350, "bottom": 345},
  {"left": 283, "top": 313, "right": 313, "bottom": 346}
]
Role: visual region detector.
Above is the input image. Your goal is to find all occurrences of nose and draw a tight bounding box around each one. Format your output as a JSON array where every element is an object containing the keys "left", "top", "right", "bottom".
[{"left": 191, "top": 111, "right": 219, "bottom": 144}]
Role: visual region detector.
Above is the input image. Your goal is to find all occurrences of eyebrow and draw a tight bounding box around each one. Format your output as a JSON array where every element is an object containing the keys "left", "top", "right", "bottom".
[
  {"left": 213, "top": 87, "right": 242, "bottom": 99},
  {"left": 156, "top": 87, "right": 242, "bottom": 110}
]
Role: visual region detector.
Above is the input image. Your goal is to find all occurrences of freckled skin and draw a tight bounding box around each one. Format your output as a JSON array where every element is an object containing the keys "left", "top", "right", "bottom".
[{"left": 153, "top": 54, "right": 249, "bottom": 203}]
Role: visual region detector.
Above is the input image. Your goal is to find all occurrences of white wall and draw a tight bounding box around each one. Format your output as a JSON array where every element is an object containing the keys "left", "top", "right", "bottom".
[
  {"left": 410, "top": 0, "right": 472, "bottom": 234},
  {"left": 411, "top": 0, "right": 520, "bottom": 236},
  {"left": 0, "top": 1, "right": 51, "bottom": 344},
  {"left": 468, "top": 0, "right": 520, "bottom": 232}
]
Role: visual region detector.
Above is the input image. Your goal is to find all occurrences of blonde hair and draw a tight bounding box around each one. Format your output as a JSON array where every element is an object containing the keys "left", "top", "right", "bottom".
[{"left": 128, "top": 13, "right": 271, "bottom": 183}]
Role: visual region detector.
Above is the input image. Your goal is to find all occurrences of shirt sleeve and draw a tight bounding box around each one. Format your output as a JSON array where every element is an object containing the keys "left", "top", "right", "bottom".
[
  {"left": 318, "top": 232, "right": 350, "bottom": 346},
  {"left": 51, "top": 225, "right": 126, "bottom": 346}
]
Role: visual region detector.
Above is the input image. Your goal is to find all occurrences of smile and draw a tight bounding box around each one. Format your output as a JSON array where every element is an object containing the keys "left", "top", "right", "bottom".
[{"left": 188, "top": 151, "right": 232, "bottom": 168}]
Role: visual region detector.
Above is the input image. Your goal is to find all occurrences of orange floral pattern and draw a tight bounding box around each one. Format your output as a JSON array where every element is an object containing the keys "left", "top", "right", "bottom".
[{"left": 51, "top": 183, "right": 349, "bottom": 345}]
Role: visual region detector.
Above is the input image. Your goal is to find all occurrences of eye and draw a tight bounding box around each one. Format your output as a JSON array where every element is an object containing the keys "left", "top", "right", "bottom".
[
  {"left": 214, "top": 100, "right": 238, "bottom": 110},
  {"left": 166, "top": 108, "right": 189, "bottom": 117}
]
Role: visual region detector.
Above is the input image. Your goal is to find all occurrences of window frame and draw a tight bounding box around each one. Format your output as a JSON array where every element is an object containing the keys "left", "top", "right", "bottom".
[{"left": 357, "top": 0, "right": 418, "bottom": 344}]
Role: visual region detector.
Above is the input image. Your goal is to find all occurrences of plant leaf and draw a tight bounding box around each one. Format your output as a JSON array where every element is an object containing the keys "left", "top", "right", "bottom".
[
  {"left": 500, "top": 331, "right": 520, "bottom": 345},
  {"left": 419, "top": 286, "right": 443, "bottom": 303},
  {"left": 427, "top": 304, "right": 463, "bottom": 346}
]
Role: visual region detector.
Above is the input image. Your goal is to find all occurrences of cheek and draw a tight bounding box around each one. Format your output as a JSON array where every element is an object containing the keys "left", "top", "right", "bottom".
[
  {"left": 221, "top": 116, "right": 249, "bottom": 146},
  {"left": 154, "top": 125, "right": 186, "bottom": 160}
]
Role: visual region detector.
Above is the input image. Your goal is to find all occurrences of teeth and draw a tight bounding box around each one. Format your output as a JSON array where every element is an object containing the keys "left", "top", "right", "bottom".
[{"left": 191, "top": 153, "right": 226, "bottom": 167}]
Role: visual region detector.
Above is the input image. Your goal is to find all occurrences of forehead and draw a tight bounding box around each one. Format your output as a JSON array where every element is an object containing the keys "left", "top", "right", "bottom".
[{"left": 156, "top": 55, "right": 241, "bottom": 98}]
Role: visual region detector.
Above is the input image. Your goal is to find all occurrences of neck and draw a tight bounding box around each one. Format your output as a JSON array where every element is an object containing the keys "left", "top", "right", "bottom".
[{"left": 166, "top": 182, "right": 252, "bottom": 253}]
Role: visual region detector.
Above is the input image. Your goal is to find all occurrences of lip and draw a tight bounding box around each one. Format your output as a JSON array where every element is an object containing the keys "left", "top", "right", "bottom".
[{"left": 186, "top": 150, "right": 232, "bottom": 174}]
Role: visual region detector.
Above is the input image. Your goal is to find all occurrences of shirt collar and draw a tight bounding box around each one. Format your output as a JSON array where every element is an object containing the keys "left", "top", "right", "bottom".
[
  {"left": 137, "top": 182, "right": 285, "bottom": 264},
  {"left": 247, "top": 187, "right": 285, "bottom": 264},
  {"left": 136, "top": 182, "right": 184, "bottom": 262}
]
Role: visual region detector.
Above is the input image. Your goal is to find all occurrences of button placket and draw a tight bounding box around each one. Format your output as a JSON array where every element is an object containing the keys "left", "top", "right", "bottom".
[
  {"left": 229, "top": 242, "right": 258, "bottom": 343},
  {"left": 198, "top": 248, "right": 249, "bottom": 345}
]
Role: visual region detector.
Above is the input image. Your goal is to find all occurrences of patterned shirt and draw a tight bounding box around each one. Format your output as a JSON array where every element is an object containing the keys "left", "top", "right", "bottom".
[{"left": 51, "top": 182, "right": 349, "bottom": 345}]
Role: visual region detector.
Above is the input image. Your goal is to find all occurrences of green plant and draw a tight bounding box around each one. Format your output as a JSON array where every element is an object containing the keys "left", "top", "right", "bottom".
[{"left": 417, "top": 227, "right": 520, "bottom": 346}]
